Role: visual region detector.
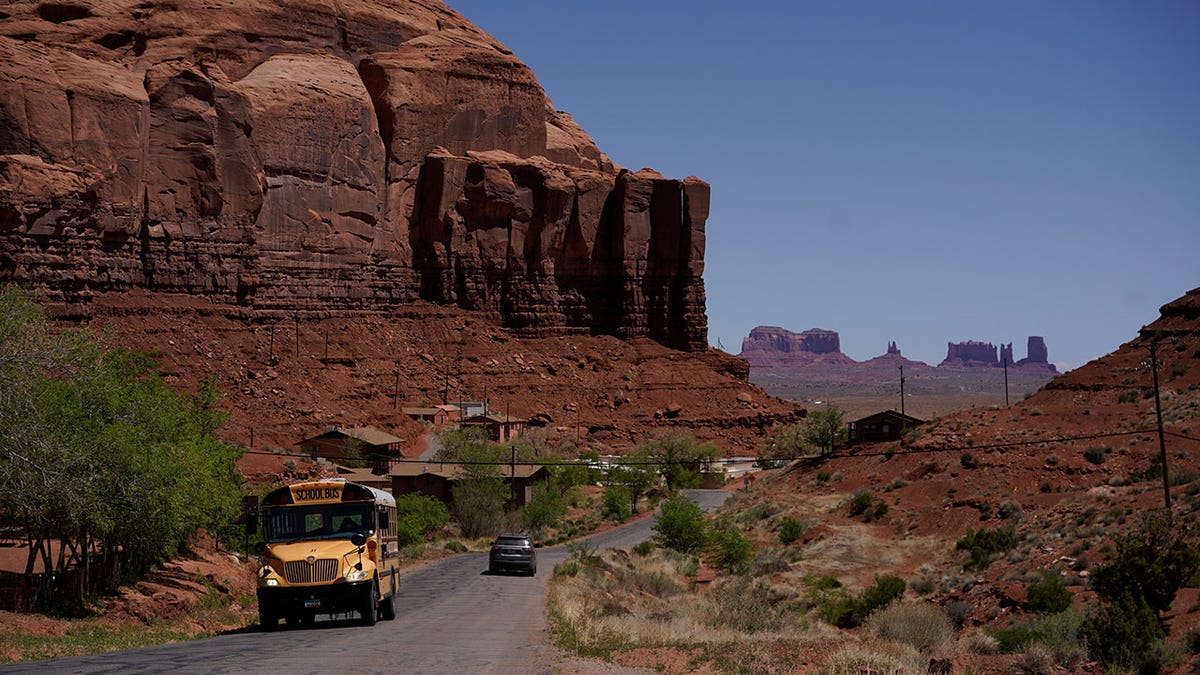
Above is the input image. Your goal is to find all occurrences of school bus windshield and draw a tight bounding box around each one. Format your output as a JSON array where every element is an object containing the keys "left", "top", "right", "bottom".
[{"left": 264, "top": 503, "right": 373, "bottom": 543}]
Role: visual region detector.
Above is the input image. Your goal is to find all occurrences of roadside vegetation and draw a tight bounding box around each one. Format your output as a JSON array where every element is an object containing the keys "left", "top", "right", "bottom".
[
  {"left": 0, "top": 288, "right": 243, "bottom": 614},
  {"left": 549, "top": 474, "right": 1200, "bottom": 674}
]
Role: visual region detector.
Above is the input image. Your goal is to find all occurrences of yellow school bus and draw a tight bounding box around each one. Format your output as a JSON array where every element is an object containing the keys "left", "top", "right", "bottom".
[{"left": 253, "top": 479, "right": 399, "bottom": 629}]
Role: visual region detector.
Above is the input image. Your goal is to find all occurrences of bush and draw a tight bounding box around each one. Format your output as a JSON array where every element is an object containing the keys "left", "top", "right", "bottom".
[
  {"left": 632, "top": 540, "right": 655, "bottom": 557},
  {"left": 849, "top": 491, "right": 874, "bottom": 516},
  {"left": 601, "top": 486, "right": 632, "bottom": 522},
  {"left": 960, "top": 452, "right": 979, "bottom": 469},
  {"left": 860, "top": 575, "right": 906, "bottom": 616},
  {"left": 999, "top": 501, "right": 1025, "bottom": 521},
  {"left": 653, "top": 495, "right": 709, "bottom": 553},
  {"left": 1090, "top": 509, "right": 1200, "bottom": 617},
  {"left": 707, "top": 523, "right": 754, "bottom": 573},
  {"left": 816, "top": 575, "right": 905, "bottom": 628},
  {"left": 868, "top": 601, "right": 954, "bottom": 654},
  {"left": 1083, "top": 447, "right": 1108, "bottom": 465},
  {"left": 395, "top": 493, "right": 450, "bottom": 538},
  {"left": 1082, "top": 595, "right": 1165, "bottom": 670},
  {"left": 1026, "top": 573, "right": 1072, "bottom": 614},
  {"left": 779, "top": 517, "right": 806, "bottom": 545},
  {"left": 703, "top": 576, "right": 784, "bottom": 632},
  {"left": 956, "top": 527, "right": 1018, "bottom": 570}
]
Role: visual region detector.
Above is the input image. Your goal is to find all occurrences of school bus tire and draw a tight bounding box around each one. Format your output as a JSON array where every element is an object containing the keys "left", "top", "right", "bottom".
[
  {"left": 361, "top": 583, "right": 379, "bottom": 626},
  {"left": 379, "top": 589, "right": 396, "bottom": 621},
  {"left": 258, "top": 606, "right": 279, "bottom": 632}
]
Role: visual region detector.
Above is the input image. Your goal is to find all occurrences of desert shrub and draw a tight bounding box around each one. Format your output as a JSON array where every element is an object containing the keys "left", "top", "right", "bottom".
[
  {"left": 1081, "top": 595, "right": 1165, "bottom": 670},
  {"left": 993, "top": 611, "right": 1087, "bottom": 667},
  {"left": 442, "top": 539, "right": 468, "bottom": 553},
  {"left": 868, "top": 601, "right": 954, "bottom": 654},
  {"left": 1118, "top": 391, "right": 1140, "bottom": 404},
  {"left": 956, "top": 527, "right": 1017, "bottom": 570},
  {"left": 779, "top": 517, "right": 806, "bottom": 545},
  {"left": 817, "top": 575, "right": 905, "bottom": 628},
  {"left": 1007, "top": 646, "right": 1053, "bottom": 675},
  {"left": 703, "top": 576, "right": 784, "bottom": 632},
  {"left": 738, "top": 502, "right": 775, "bottom": 523},
  {"left": 632, "top": 540, "right": 655, "bottom": 557},
  {"left": 1083, "top": 447, "right": 1108, "bottom": 465},
  {"left": 816, "top": 590, "right": 862, "bottom": 628},
  {"left": 554, "top": 560, "right": 580, "bottom": 577},
  {"left": 848, "top": 491, "right": 889, "bottom": 522},
  {"left": 963, "top": 629, "right": 999, "bottom": 654},
  {"left": 960, "top": 451, "right": 979, "bottom": 469},
  {"left": 825, "top": 644, "right": 924, "bottom": 675},
  {"left": 849, "top": 491, "right": 874, "bottom": 516},
  {"left": 943, "top": 601, "right": 972, "bottom": 629},
  {"left": 707, "top": 522, "right": 754, "bottom": 573},
  {"left": 1089, "top": 509, "right": 1200, "bottom": 617},
  {"left": 653, "top": 495, "right": 708, "bottom": 553},
  {"left": 753, "top": 549, "right": 792, "bottom": 575},
  {"left": 860, "top": 575, "right": 906, "bottom": 616},
  {"left": 999, "top": 501, "right": 1025, "bottom": 521},
  {"left": 1172, "top": 362, "right": 1191, "bottom": 379},
  {"left": 816, "top": 471, "right": 832, "bottom": 483},
  {"left": 1026, "top": 573, "right": 1072, "bottom": 614},
  {"left": 909, "top": 577, "right": 935, "bottom": 595},
  {"left": 601, "top": 485, "right": 632, "bottom": 522},
  {"left": 1044, "top": 454, "right": 1059, "bottom": 466},
  {"left": 633, "top": 569, "right": 682, "bottom": 597}
]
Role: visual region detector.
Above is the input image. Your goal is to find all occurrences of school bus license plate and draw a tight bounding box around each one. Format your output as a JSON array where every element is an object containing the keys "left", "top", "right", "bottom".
[{"left": 304, "top": 598, "right": 321, "bottom": 609}]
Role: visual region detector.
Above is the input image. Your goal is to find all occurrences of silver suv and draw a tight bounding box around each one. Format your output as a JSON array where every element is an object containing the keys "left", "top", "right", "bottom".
[{"left": 488, "top": 533, "right": 537, "bottom": 575}]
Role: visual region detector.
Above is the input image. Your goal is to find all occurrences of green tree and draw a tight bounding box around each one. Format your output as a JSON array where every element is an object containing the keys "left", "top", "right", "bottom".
[
  {"left": 606, "top": 451, "right": 657, "bottom": 513},
  {"left": 601, "top": 485, "right": 632, "bottom": 522},
  {"left": 803, "top": 407, "right": 846, "bottom": 455},
  {"left": 653, "top": 494, "right": 708, "bottom": 553},
  {"left": 522, "top": 481, "right": 567, "bottom": 536},
  {"left": 758, "top": 422, "right": 810, "bottom": 465},
  {"left": 1089, "top": 509, "right": 1200, "bottom": 619},
  {"left": 639, "top": 431, "right": 720, "bottom": 490},
  {"left": 708, "top": 522, "right": 754, "bottom": 573},
  {"left": 394, "top": 493, "right": 450, "bottom": 545}
]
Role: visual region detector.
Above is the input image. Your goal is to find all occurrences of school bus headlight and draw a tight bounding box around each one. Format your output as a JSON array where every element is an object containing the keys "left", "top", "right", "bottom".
[
  {"left": 263, "top": 578, "right": 280, "bottom": 586},
  {"left": 345, "top": 569, "right": 370, "bottom": 582}
]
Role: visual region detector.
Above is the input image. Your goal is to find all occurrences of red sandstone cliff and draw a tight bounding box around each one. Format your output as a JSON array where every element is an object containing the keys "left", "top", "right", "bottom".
[{"left": 0, "top": 0, "right": 707, "bottom": 350}]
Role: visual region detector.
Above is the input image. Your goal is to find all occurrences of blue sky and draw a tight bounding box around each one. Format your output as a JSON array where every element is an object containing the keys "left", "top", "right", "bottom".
[{"left": 449, "top": 1, "right": 1199, "bottom": 370}]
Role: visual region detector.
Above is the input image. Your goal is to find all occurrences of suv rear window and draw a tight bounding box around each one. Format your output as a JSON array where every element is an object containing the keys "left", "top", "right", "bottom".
[{"left": 496, "top": 536, "right": 530, "bottom": 546}]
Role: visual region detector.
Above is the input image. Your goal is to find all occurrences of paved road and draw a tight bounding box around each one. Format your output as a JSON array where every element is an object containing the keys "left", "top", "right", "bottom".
[{"left": 2, "top": 490, "right": 730, "bottom": 675}]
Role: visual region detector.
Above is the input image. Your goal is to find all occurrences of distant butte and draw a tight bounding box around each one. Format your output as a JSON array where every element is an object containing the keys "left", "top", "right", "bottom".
[{"left": 739, "top": 326, "right": 1057, "bottom": 374}]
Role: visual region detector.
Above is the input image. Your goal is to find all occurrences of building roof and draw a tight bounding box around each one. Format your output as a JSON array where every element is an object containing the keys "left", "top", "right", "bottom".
[
  {"left": 461, "top": 413, "right": 524, "bottom": 424},
  {"left": 298, "top": 426, "right": 405, "bottom": 447},
  {"left": 402, "top": 407, "right": 444, "bottom": 416},
  {"left": 851, "top": 410, "right": 925, "bottom": 425}
]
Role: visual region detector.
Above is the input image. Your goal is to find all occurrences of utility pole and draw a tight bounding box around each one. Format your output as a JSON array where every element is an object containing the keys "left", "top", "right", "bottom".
[
  {"left": 1003, "top": 355, "right": 1010, "bottom": 408},
  {"left": 393, "top": 370, "right": 400, "bottom": 410},
  {"left": 509, "top": 445, "right": 516, "bottom": 505},
  {"left": 1147, "top": 338, "right": 1172, "bottom": 509},
  {"left": 899, "top": 366, "right": 905, "bottom": 419}
]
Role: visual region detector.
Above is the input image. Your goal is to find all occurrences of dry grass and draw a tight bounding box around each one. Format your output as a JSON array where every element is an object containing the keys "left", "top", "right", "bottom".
[
  {"left": 867, "top": 601, "right": 954, "bottom": 654},
  {"left": 822, "top": 641, "right": 928, "bottom": 675}
]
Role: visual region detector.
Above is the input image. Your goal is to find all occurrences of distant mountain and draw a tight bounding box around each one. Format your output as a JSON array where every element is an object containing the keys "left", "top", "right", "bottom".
[{"left": 739, "top": 326, "right": 1056, "bottom": 374}]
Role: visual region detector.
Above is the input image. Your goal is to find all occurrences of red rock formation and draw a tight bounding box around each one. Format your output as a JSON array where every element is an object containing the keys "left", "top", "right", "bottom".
[
  {"left": 941, "top": 341, "right": 999, "bottom": 367},
  {"left": 739, "top": 326, "right": 855, "bottom": 369},
  {"left": 1016, "top": 336, "right": 1056, "bottom": 372},
  {"left": 0, "top": 0, "right": 707, "bottom": 350}
]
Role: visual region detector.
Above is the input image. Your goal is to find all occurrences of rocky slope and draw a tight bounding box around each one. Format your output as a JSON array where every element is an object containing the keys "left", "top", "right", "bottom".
[
  {"left": 0, "top": 0, "right": 706, "bottom": 350},
  {"left": 76, "top": 290, "right": 800, "bottom": 455}
]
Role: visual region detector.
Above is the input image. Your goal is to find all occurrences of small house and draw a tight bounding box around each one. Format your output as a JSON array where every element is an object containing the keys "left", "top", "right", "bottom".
[
  {"left": 460, "top": 413, "right": 525, "bottom": 443},
  {"left": 402, "top": 407, "right": 451, "bottom": 426},
  {"left": 389, "top": 462, "right": 549, "bottom": 507},
  {"left": 297, "top": 426, "right": 404, "bottom": 461},
  {"left": 847, "top": 410, "right": 924, "bottom": 445}
]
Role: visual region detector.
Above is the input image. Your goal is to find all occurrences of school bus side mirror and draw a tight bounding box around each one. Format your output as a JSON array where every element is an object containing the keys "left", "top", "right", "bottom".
[
  {"left": 351, "top": 532, "right": 367, "bottom": 547},
  {"left": 244, "top": 510, "right": 257, "bottom": 537}
]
